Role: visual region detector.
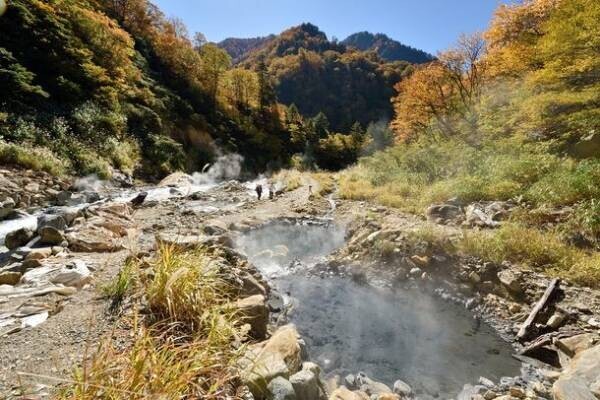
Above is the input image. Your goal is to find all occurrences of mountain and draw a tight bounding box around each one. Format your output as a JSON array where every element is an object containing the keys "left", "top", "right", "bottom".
[
  {"left": 342, "top": 31, "right": 434, "bottom": 63},
  {"left": 217, "top": 35, "right": 275, "bottom": 63},
  {"left": 228, "top": 23, "right": 410, "bottom": 131}
]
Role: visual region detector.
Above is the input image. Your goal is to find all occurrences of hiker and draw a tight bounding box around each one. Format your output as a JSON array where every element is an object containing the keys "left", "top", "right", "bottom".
[
  {"left": 268, "top": 184, "right": 275, "bottom": 200},
  {"left": 255, "top": 184, "right": 263, "bottom": 200}
]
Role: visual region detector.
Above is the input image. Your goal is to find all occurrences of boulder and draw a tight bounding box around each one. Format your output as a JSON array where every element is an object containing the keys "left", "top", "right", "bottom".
[
  {"left": 553, "top": 345, "right": 600, "bottom": 400},
  {"left": 0, "top": 197, "right": 16, "bottom": 220},
  {"left": 39, "top": 226, "right": 66, "bottom": 246},
  {"left": 5, "top": 228, "right": 35, "bottom": 250},
  {"left": 268, "top": 376, "right": 297, "bottom": 400},
  {"left": 392, "top": 380, "right": 412, "bottom": 398},
  {"left": 37, "top": 214, "right": 67, "bottom": 231},
  {"left": 290, "top": 368, "right": 320, "bottom": 400},
  {"left": 555, "top": 334, "right": 599, "bottom": 357},
  {"left": 377, "top": 394, "right": 400, "bottom": 400},
  {"left": 497, "top": 270, "right": 523, "bottom": 295},
  {"left": 426, "top": 204, "right": 463, "bottom": 224},
  {"left": 158, "top": 172, "right": 194, "bottom": 187},
  {"left": 67, "top": 226, "right": 124, "bottom": 252},
  {"left": 204, "top": 220, "right": 228, "bottom": 236},
  {"left": 240, "top": 325, "right": 303, "bottom": 397},
  {"left": 465, "top": 204, "right": 500, "bottom": 228},
  {"left": 236, "top": 294, "right": 269, "bottom": 340},
  {"left": 0, "top": 271, "right": 21, "bottom": 285}
]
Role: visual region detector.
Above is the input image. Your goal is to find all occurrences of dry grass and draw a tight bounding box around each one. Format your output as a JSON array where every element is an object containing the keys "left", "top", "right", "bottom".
[
  {"left": 457, "top": 224, "right": 600, "bottom": 286},
  {"left": 56, "top": 245, "right": 244, "bottom": 399}
]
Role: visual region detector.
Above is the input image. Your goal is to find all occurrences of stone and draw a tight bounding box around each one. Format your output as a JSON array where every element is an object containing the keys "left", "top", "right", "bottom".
[
  {"left": 329, "top": 387, "right": 369, "bottom": 400},
  {"left": 497, "top": 270, "right": 522, "bottom": 295},
  {"left": 571, "top": 133, "right": 600, "bottom": 159},
  {"left": 240, "top": 272, "right": 268, "bottom": 297},
  {"left": 25, "top": 247, "right": 53, "bottom": 260},
  {"left": 376, "top": 394, "right": 400, "bottom": 400},
  {"left": 0, "top": 271, "right": 21, "bottom": 285},
  {"left": 426, "top": 204, "right": 463, "bottom": 224},
  {"left": 356, "top": 373, "right": 391, "bottom": 396},
  {"left": 392, "top": 380, "right": 412, "bottom": 397},
  {"left": 204, "top": 220, "right": 228, "bottom": 236},
  {"left": 39, "top": 226, "right": 65, "bottom": 245},
  {"left": 344, "top": 374, "right": 356, "bottom": 389},
  {"left": 547, "top": 311, "right": 567, "bottom": 329},
  {"left": 289, "top": 369, "right": 320, "bottom": 400},
  {"left": 465, "top": 204, "right": 500, "bottom": 228},
  {"left": 5, "top": 228, "right": 34, "bottom": 250},
  {"left": 236, "top": 294, "right": 269, "bottom": 340},
  {"left": 553, "top": 345, "right": 600, "bottom": 400},
  {"left": 67, "top": 226, "right": 123, "bottom": 252},
  {"left": 240, "top": 325, "right": 303, "bottom": 397},
  {"left": 0, "top": 197, "right": 16, "bottom": 219},
  {"left": 50, "top": 260, "right": 91, "bottom": 289},
  {"left": 37, "top": 214, "right": 67, "bottom": 231},
  {"left": 410, "top": 255, "right": 430, "bottom": 267},
  {"left": 158, "top": 172, "right": 194, "bottom": 187},
  {"left": 555, "top": 334, "right": 599, "bottom": 357},
  {"left": 268, "top": 376, "right": 297, "bottom": 400}
]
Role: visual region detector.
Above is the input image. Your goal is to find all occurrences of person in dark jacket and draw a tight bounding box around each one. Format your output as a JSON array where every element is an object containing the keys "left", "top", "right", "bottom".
[{"left": 255, "top": 184, "right": 263, "bottom": 200}]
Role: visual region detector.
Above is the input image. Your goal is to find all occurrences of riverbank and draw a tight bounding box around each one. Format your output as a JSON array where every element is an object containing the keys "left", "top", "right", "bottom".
[{"left": 1, "top": 168, "right": 599, "bottom": 399}]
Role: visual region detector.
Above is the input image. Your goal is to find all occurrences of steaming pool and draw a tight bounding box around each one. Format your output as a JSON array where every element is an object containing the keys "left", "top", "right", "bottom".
[{"left": 235, "top": 221, "right": 521, "bottom": 399}]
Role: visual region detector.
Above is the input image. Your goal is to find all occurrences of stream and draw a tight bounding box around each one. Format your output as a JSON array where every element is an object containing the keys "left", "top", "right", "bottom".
[{"left": 235, "top": 221, "right": 522, "bottom": 399}]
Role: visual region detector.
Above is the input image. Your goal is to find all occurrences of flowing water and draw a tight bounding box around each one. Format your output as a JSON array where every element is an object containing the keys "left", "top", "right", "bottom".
[{"left": 235, "top": 221, "right": 521, "bottom": 399}]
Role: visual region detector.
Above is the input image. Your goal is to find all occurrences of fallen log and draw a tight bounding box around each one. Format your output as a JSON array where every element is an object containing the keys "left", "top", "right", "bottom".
[{"left": 517, "top": 278, "right": 560, "bottom": 341}]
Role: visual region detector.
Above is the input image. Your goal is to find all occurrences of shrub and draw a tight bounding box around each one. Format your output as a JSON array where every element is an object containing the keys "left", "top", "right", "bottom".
[{"left": 0, "top": 141, "right": 67, "bottom": 175}]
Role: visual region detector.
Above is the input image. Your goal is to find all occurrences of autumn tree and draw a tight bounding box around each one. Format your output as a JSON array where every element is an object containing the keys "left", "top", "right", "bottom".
[{"left": 199, "top": 43, "right": 231, "bottom": 107}]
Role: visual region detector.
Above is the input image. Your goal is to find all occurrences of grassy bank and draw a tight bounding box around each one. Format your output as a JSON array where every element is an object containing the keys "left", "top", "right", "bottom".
[
  {"left": 57, "top": 246, "right": 244, "bottom": 399},
  {"left": 339, "top": 137, "right": 600, "bottom": 286}
]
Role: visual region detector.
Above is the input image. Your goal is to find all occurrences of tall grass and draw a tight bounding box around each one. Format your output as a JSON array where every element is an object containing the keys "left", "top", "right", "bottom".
[
  {"left": 340, "top": 138, "right": 600, "bottom": 212},
  {"left": 57, "top": 245, "right": 244, "bottom": 399},
  {"left": 0, "top": 141, "right": 68, "bottom": 176}
]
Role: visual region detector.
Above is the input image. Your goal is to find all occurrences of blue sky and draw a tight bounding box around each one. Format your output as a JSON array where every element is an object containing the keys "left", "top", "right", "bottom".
[{"left": 151, "top": 0, "right": 507, "bottom": 55}]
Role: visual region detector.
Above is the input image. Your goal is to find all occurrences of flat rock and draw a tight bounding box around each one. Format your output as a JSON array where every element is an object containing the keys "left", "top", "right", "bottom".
[{"left": 553, "top": 345, "right": 600, "bottom": 400}]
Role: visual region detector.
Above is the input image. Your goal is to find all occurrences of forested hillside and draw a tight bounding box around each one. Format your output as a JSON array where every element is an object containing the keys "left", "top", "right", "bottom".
[
  {"left": 0, "top": 5, "right": 427, "bottom": 177},
  {"left": 0, "top": 0, "right": 287, "bottom": 178},
  {"left": 238, "top": 23, "right": 411, "bottom": 132},
  {"left": 342, "top": 31, "right": 434, "bottom": 64}
]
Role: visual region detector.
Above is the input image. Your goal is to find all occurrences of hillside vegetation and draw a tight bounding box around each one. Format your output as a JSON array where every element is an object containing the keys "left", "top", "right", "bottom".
[
  {"left": 0, "top": 0, "right": 287, "bottom": 178},
  {"left": 340, "top": 0, "right": 600, "bottom": 284}
]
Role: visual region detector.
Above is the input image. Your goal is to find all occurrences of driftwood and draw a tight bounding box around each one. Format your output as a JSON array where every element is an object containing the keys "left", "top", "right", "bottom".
[{"left": 517, "top": 278, "right": 560, "bottom": 341}]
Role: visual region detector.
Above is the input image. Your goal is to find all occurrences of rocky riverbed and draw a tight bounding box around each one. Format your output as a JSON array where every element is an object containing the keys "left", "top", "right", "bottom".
[{"left": 1, "top": 168, "right": 599, "bottom": 400}]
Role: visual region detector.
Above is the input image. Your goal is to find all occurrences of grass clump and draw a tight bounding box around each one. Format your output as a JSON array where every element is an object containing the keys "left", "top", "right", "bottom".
[
  {"left": 0, "top": 141, "right": 68, "bottom": 176},
  {"left": 57, "top": 245, "right": 244, "bottom": 399},
  {"left": 457, "top": 223, "right": 600, "bottom": 286},
  {"left": 102, "top": 260, "right": 138, "bottom": 311}
]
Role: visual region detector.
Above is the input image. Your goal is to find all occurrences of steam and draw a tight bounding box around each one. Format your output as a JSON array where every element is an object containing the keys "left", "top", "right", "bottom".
[
  {"left": 192, "top": 153, "right": 244, "bottom": 185},
  {"left": 235, "top": 221, "right": 345, "bottom": 278},
  {"left": 73, "top": 175, "right": 105, "bottom": 192}
]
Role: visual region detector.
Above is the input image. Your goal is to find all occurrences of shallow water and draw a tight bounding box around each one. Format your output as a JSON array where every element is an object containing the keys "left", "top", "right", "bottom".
[{"left": 236, "top": 222, "right": 521, "bottom": 399}]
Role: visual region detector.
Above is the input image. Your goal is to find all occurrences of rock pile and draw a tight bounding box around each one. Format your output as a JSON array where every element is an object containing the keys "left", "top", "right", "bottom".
[{"left": 0, "top": 168, "right": 70, "bottom": 212}]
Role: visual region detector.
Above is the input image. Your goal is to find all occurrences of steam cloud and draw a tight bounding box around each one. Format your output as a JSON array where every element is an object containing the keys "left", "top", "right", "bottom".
[{"left": 193, "top": 153, "right": 244, "bottom": 185}]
